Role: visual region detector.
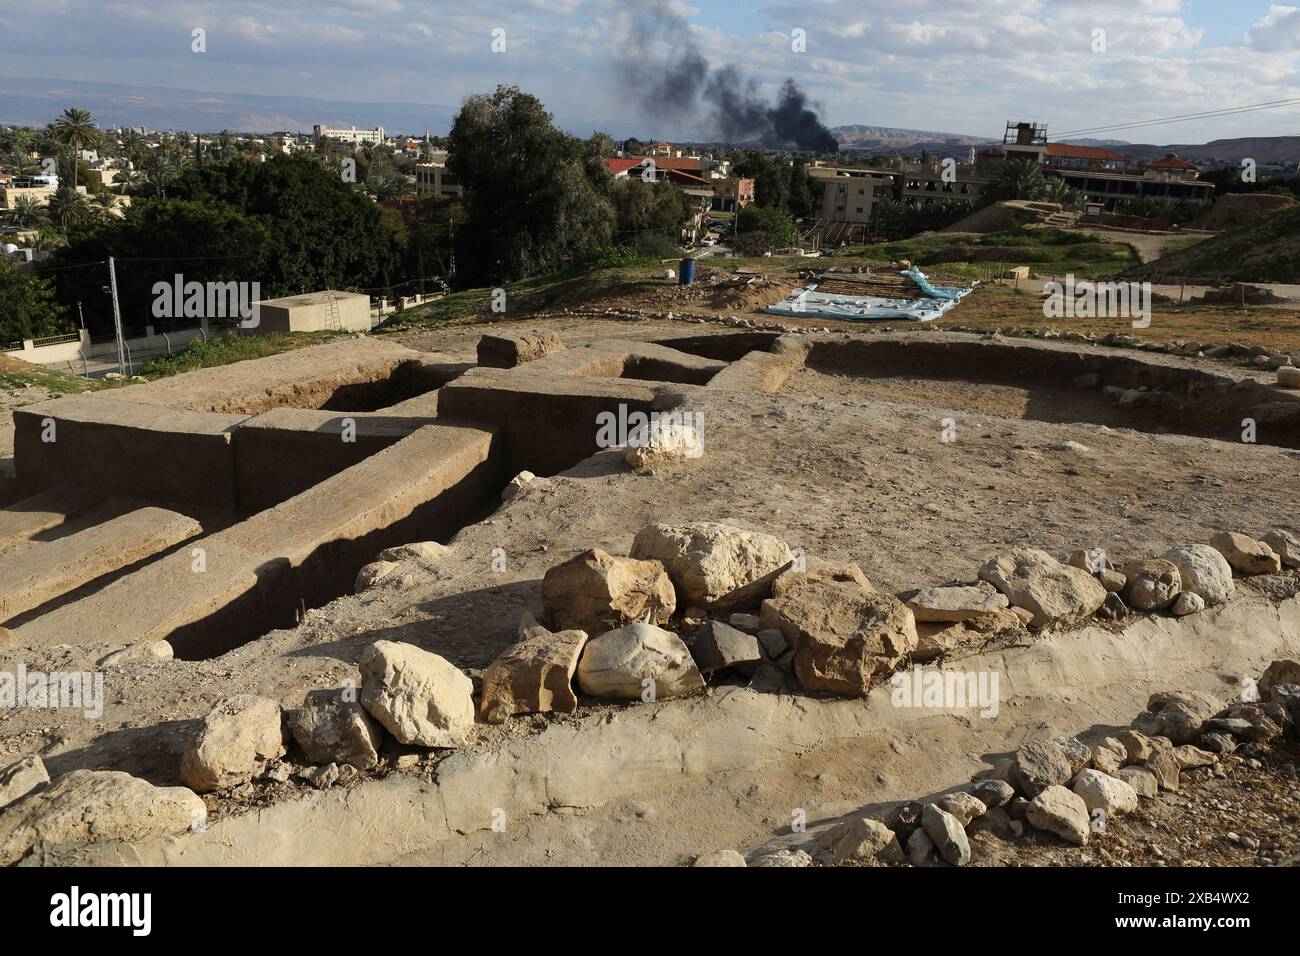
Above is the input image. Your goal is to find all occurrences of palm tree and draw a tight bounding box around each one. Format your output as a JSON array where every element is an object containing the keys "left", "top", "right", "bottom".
[
  {"left": 9, "top": 196, "right": 48, "bottom": 228},
  {"left": 216, "top": 129, "right": 235, "bottom": 161},
  {"left": 983, "top": 158, "right": 1046, "bottom": 205},
  {"left": 1042, "top": 178, "right": 1086, "bottom": 212},
  {"left": 47, "top": 108, "right": 98, "bottom": 189},
  {"left": 29, "top": 230, "right": 65, "bottom": 256},
  {"left": 142, "top": 151, "right": 174, "bottom": 197},
  {"left": 91, "top": 192, "right": 121, "bottom": 219},
  {"left": 46, "top": 186, "right": 93, "bottom": 239}
]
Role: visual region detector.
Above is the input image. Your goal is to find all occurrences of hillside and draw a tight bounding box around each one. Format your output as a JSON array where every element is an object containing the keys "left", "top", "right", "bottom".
[{"left": 1124, "top": 203, "right": 1300, "bottom": 283}]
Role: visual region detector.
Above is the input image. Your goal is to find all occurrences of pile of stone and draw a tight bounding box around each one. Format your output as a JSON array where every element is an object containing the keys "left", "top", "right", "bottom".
[{"left": 710, "top": 658, "right": 1300, "bottom": 867}]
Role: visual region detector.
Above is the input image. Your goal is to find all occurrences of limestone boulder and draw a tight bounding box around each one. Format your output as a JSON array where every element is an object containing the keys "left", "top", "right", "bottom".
[
  {"left": 970, "top": 779, "right": 1015, "bottom": 809},
  {"left": 905, "top": 585, "right": 1009, "bottom": 623},
  {"left": 1072, "top": 769, "right": 1139, "bottom": 816},
  {"left": 761, "top": 567, "right": 916, "bottom": 697},
  {"left": 1132, "top": 689, "right": 1222, "bottom": 744},
  {"left": 936, "top": 791, "right": 987, "bottom": 827},
  {"left": 575, "top": 622, "right": 704, "bottom": 700},
  {"left": 501, "top": 471, "right": 537, "bottom": 502},
  {"left": 629, "top": 521, "right": 794, "bottom": 610},
  {"left": 818, "top": 817, "right": 905, "bottom": 864},
  {"left": 1260, "top": 660, "right": 1300, "bottom": 700},
  {"left": 478, "top": 616, "right": 588, "bottom": 723},
  {"left": 921, "top": 803, "right": 971, "bottom": 866},
  {"left": 542, "top": 548, "right": 675, "bottom": 635},
  {"left": 180, "top": 695, "right": 286, "bottom": 792},
  {"left": 1261, "top": 529, "right": 1300, "bottom": 568},
  {"left": 1210, "top": 531, "right": 1282, "bottom": 575},
  {"left": 1171, "top": 591, "right": 1205, "bottom": 616},
  {"left": 1159, "top": 544, "right": 1234, "bottom": 605},
  {"left": 1123, "top": 559, "right": 1181, "bottom": 612},
  {"left": 1145, "top": 749, "right": 1180, "bottom": 791},
  {"left": 359, "top": 640, "right": 475, "bottom": 748},
  {"left": 477, "top": 329, "right": 563, "bottom": 368},
  {"left": 355, "top": 560, "right": 399, "bottom": 592},
  {"left": 978, "top": 548, "right": 1106, "bottom": 627},
  {"left": 376, "top": 541, "right": 452, "bottom": 565},
  {"left": 289, "top": 689, "right": 384, "bottom": 770},
  {"left": 0, "top": 770, "right": 204, "bottom": 866},
  {"left": 0, "top": 755, "right": 49, "bottom": 811},
  {"left": 625, "top": 418, "right": 704, "bottom": 473},
  {"left": 691, "top": 621, "right": 763, "bottom": 675},
  {"left": 1012, "top": 739, "right": 1073, "bottom": 798},
  {"left": 1026, "top": 785, "right": 1090, "bottom": 846},
  {"left": 1116, "top": 766, "right": 1159, "bottom": 798}
]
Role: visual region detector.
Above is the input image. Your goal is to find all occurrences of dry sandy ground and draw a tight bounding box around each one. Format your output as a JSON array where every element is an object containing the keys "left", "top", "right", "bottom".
[{"left": 4, "top": 317, "right": 1300, "bottom": 866}]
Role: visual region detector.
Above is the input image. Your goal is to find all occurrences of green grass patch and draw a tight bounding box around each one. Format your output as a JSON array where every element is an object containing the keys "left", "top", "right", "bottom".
[
  {"left": 136, "top": 331, "right": 346, "bottom": 378},
  {"left": 0, "top": 362, "right": 107, "bottom": 397},
  {"left": 827, "top": 226, "right": 1141, "bottom": 280}
]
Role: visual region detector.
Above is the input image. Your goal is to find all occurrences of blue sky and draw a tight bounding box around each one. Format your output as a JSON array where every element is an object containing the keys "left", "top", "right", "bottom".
[{"left": 1, "top": 0, "right": 1299, "bottom": 142}]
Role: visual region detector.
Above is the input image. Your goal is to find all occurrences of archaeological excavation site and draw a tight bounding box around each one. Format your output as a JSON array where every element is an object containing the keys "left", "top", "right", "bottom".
[{"left": 1, "top": 315, "right": 1299, "bottom": 876}]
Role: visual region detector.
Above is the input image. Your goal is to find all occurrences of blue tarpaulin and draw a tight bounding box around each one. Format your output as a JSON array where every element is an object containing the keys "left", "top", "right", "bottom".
[{"left": 760, "top": 268, "right": 975, "bottom": 323}]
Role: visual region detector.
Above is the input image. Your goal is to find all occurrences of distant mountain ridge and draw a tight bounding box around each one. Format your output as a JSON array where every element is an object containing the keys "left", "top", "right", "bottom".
[
  {"left": 0, "top": 76, "right": 644, "bottom": 139},
  {"left": 832, "top": 122, "right": 1300, "bottom": 165}
]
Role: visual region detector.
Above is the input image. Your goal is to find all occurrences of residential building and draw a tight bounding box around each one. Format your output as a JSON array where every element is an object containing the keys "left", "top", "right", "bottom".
[
  {"left": 313, "top": 124, "right": 385, "bottom": 146},
  {"left": 712, "top": 176, "right": 754, "bottom": 212},
  {"left": 0, "top": 172, "right": 64, "bottom": 210},
  {"left": 414, "top": 162, "right": 464, "bottom": 200},
  {"left": 809, "top": 166, "right": 893, "bottom": 226}
]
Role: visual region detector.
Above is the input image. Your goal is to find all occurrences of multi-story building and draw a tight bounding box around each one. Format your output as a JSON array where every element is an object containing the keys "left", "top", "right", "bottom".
[
  {"left": 414, "top": 162, "right": 463, "bottom": 200},
  {"left": 313, "top": 124, "right": 385, "bottom": 146},
  {"left": 712, "top": 176, "right": 754, "bottom": 212}
]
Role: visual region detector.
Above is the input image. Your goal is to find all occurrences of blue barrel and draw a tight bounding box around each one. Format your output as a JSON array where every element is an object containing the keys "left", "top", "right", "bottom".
[{"left": 679, "top": 257, "right": 696, "bottom": 285}]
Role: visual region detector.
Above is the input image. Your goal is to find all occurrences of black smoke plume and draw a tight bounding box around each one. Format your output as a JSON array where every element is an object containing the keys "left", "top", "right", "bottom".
[{"left": 618, "top": 4, "right": 838, "bottom": 152}]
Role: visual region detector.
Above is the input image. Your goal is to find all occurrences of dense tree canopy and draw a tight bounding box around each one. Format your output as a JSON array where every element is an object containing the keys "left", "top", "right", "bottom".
[
  {"left": 51, "top": 199, "right": 271, "bottom": 334},
  {"left": 0, "top": 260, "right": 70, "bottom": 342},
  {"left": 448, "top": 86, "right": 614, "bottom": 284}
]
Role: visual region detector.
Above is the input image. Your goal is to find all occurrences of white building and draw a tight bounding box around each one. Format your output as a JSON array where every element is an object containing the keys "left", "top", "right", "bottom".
[{"left": 313, "top": 124, "right": 385, "bottom": 146}]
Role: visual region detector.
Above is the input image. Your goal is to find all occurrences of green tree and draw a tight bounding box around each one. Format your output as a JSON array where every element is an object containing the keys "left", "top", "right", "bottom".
[
  {"left": 735, "top": 204, "right": 799, "bottom": 253},
  {"left": 50, "top": 198, "right": 271, "bottom": 336},
  {"left": 0, "top": 259, "right": 71, "bottom": 342},
  {"left": 47, "top": 107, "right": 98, "bottom": 189},
  {"left": 982, "top": 158, "right": 1046, "bottom": 204},
  {"left": 610, "top": 178, "right": 690, "bottom": 244},
  {"left": 167, "top": 154, "right": 400, "bottom": 295},
  {"left": 447, "top": 85, "right": 614, "bottom": 284},
  {"left": 9, "top": 196, "right": 48, "bottom": 228},
  {"left": 787, "top": 158, "right": 815, "bottom": 219}
]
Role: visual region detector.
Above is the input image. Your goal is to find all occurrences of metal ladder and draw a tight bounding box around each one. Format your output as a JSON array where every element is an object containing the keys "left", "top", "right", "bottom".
[{"left": 323, "top": 291, "right": 343, "bottom": 331}]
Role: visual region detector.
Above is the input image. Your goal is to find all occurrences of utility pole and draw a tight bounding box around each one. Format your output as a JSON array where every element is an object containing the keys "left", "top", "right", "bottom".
[{"left": 108, "top": 257, "right": 126, "bottom": 375}]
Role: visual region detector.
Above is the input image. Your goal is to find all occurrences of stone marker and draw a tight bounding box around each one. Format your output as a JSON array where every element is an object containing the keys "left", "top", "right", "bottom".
[
  {"left": 478, "top": 616, "right": 588, "bottom": 723},
  {"left": 1026, "top": 785, "right": 1090, "bottom": 845},
  {"left": 181, "top": 695, "right": 286, "bottom": 792},
  {"left": 359, "top": 640, "right": 475, "bottom": 748},
  {"left": 0, "top": 769, "right": 204, "bottom": 866},
  {"left": 575, "top": 622, "right": 704, "bottom": 700},
  {"left": 978, "top": 548, "right": 1106, "bottom": 627},
  {"left": 1209, "top": 531, "right": 1282, "bottom": 575},
  {"left": 542, "top": 548, "right": 675, "bottom": 636},
  {"left": 290, "top": 689, "right": 384, "bottom": 770}
]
